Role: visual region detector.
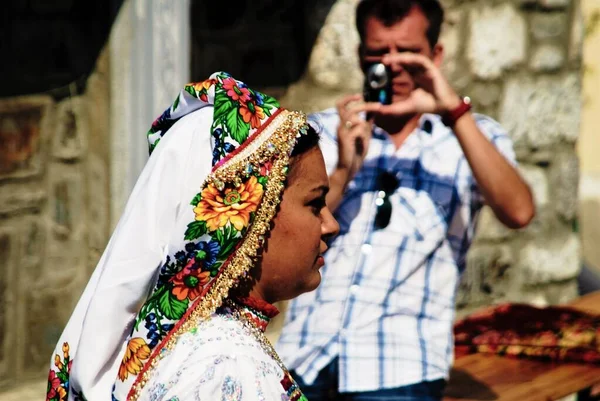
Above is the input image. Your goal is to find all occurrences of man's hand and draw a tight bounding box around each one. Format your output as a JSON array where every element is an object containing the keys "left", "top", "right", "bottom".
[
  {"left": 375, "top": 52, "right": 462, "bottom": 117},
  {"left": 325, "top": 94, "right": 380, "bottom": 212},
  {"left": 335, "top": 94, "right": 378, "bottom": 178}
]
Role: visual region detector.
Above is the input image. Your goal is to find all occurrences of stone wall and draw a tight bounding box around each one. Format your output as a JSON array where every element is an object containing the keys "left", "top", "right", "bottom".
[
  {"left": 0, "top": 47, "right": 111, "bottom": 389},
  {"left": 280, "top": 0, "right": 583, "bottom": 316}
]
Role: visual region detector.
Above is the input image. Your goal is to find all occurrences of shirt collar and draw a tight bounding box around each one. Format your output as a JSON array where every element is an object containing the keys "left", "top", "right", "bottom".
[{"left": 372, "top": 113, "right": 440, "bottom": 139}]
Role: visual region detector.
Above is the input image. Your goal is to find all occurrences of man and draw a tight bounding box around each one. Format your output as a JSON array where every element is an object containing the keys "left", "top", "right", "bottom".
[{"left": 275, "top": 0, "right": 535, "bottom": 400}]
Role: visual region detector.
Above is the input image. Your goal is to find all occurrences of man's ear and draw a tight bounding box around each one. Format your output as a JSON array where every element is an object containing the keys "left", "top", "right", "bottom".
[
  {"left": 432, "top": 43, "right": 444, "bottom": 68},
  {"left": 357, "top": 44, "right": 366, "bottom": 72}
]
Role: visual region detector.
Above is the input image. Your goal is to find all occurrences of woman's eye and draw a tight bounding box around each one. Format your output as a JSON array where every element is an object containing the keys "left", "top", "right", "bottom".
[{"left": 309, "top": 199, "right": 326, "bottom": 215}]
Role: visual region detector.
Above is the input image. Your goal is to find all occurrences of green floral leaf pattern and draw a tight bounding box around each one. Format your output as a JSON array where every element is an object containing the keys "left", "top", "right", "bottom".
[
  {"left": 185, "top": 221, "right": 207, "bottom": 241},
  {"left": 225, "top": 107, "right": 250, "bottom": 144},
  {"left": 190, "top": 192, "right": 202, "bottom": 206},
  {"left": 158, "top": 290, "right": 188, "bottom": 320}
]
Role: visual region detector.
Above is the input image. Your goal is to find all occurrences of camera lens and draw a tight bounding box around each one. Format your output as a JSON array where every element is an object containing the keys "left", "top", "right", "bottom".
[{"left": 367, "top": 63, "right": 389, "bottom": 89}]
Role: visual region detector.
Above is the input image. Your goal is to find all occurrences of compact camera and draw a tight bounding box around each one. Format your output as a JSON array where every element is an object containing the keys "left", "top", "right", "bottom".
[{"left": 363, "top": 62, "right": 392, "bottom": 105}]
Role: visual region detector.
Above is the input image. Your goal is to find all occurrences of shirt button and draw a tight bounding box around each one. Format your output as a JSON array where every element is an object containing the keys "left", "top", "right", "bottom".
[
  {"left": 349, "top": 284, "right": 360, "bottom": 295},
  {"left": 361, "top": 244, "right": 372, "bottom": 255},
  {"left": 340, "top": 328, "right": 348, "bottom": 338}
]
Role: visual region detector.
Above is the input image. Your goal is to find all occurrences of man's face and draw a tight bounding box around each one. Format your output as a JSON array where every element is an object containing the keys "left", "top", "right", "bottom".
[{"left": 360, "top": 5, "right": 443, "bottom": 103}]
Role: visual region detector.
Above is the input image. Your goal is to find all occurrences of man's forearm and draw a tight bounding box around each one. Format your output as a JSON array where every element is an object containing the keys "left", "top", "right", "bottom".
[
  {"left": 326, "top": 166, "right": 352, "bottom": 212},
  {"left": 453, "top": 113, "right": 535, "bottom": 229}
]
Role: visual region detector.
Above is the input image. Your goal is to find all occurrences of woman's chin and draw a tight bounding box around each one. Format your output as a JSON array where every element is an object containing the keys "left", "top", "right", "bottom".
[{"left": 304, "top": 271, "right": 322, "bottom": 293}]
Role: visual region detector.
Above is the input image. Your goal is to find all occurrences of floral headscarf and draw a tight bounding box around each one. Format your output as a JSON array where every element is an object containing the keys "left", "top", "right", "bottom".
[{"left": 47, "top": 72, "right": 308, "bottom": 401}]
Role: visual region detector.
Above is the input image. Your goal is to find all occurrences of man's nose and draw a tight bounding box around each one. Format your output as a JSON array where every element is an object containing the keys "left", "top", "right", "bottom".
[{"left": 387, "top": 48, "right": 404, "bottom": 73}]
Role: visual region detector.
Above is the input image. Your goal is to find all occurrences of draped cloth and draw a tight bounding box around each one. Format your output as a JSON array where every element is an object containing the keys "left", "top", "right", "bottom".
[{"left": 454, "top": 302, "right": 600, "bottom": 364}]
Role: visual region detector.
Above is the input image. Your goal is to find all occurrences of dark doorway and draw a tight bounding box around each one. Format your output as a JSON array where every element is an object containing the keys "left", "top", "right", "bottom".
[
  {"left": 0, "top": 0, "right": 123, "bottom": 98},
  {"left": 189, "top": 0, "right": 336, "bottom": 93}
]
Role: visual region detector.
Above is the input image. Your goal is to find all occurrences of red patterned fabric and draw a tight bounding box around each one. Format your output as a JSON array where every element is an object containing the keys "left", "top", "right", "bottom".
[
  {"left": 453, "top": 303, "right": 600, "bottom": 363},
  {"left": 237, "top": 296, "right": 280, "bottom": 318}
]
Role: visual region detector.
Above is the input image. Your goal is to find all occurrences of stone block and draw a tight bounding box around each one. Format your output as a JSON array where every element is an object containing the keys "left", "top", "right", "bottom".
[
  {"left": 518, "top": 164, "right": 549, "bottom": 207},
  {"left": 86, "top": 154, "right": 109, "bottom": 274},
  {"left": 48, "top": 164, "right": 84, "bottom": 240},
  {"left": 23, "top": 286, "right": 79, "bottom": 378},
  {"left": 529, "top": 44, "right": 565, "bottom": 72},
  {"left": 468, "top": 4, "right": 526, "bottom": 79},
  {"left": 0, "top": 227, "right": 17, "bottom": 385},
  {"left": 469, "top": 82, "right": 502, "bottom": 108},
  {"left": 20, "top": 219, "right": 45, "bottom": 269},
  {"left": 521, "top": 0, "right": 571, "bottom": 10},
  {"left": 542, "top": 280, "right": 580, "bottom": 304},
  {"left": 0, "top": 182, "right": 46, "bottom": 217},
  {"left": 281, "top": 0, "right": 363, "bottom": 113},
  {"left": 517, "top": 233, "right": 581, "bottom": 285},
  {"left": 530, "top": 13, "right": 568, "bottom": 40},
  {"left": 517, "top": 207, "right": 560, "bottom": 237},
  {"left": 499, "top": 74, "right": 581, "bottom": 147},
  {"left": 457, "top": 244, "right": 514, "bottom": 307},
  {"left": 306, "top": 0, "right": 363, "bottom": 91},
  {"left": 569, "top": 0, "right": 583, "bottom": 63},
  {"left": 505, "top": 280, "right": 579, "bottom": 307},
  {"left": 44, "top": 164, "right": 87, "bottom": 292},
  {"left": 473, "top": 206, "right": 514, "bottom": 242},
  {"left": 52, "top": 97, "right": 88, "bottom": 161},
  {"left": 0, "top": 96, "right": 53, "bottom": 180},
  {"left": 440, "top": 10, "right": 464, "bottom": 80},
  {"left": 548, "top": 149, "right": 579, "bottom": 221}
]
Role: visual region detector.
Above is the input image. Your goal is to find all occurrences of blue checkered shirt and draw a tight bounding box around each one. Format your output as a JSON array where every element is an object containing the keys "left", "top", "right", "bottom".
[{"left": 275, "top": 109, "right": 516, "bottom": 392}]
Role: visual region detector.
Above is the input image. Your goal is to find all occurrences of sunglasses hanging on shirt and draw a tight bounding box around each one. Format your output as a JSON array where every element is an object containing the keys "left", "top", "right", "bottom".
[{"left": 374, "top": 171, "right": 399, "bottom": 230}]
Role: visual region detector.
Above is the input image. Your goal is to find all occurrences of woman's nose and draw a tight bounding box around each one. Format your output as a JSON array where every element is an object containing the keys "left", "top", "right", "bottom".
[{"left": 322, "top": 207, "right": 340, "bottom": 240}]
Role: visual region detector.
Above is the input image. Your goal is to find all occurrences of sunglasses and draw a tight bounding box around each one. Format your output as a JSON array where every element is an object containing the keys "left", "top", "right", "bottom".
[{"left": 374, "top": 172, "right": 399, "bottom": 229}]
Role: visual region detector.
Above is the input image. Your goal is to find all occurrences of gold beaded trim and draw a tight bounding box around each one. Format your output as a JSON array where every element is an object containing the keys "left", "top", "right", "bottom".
[
  {"left": 206, "top": 110, "right": 309, "bottom": 190},
  {"left": 127, "top": 110, "right": 308, "bottom": 401}
]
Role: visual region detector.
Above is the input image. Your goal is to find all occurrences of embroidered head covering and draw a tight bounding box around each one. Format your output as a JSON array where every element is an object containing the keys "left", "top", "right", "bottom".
[{"left": 47, "top": 71, "right": 309, "bottom": 401}]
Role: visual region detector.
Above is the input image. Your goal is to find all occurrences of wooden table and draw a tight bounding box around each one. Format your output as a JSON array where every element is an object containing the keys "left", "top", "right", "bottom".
[{"left": 444, "top": 291, "right": 600, "bottom": 401}]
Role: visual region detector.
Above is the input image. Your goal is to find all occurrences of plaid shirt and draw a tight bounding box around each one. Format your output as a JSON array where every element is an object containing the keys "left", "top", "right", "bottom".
[{"left": 276, "top": 109, "right": 516, "bottom": 392}]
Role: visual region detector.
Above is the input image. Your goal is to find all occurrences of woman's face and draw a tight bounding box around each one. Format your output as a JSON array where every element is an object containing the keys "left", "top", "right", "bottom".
[{"left": 252, "top": 146, "right": 339, "bottom": 303}]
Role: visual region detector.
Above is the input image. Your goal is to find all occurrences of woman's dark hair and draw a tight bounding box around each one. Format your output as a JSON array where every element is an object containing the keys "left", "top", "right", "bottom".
[
  {"left": 356, "top": 0, "right": 445, "bottom": 48},
  {"left": 290, "top": 124, "right": 320, "bottom": 158}
]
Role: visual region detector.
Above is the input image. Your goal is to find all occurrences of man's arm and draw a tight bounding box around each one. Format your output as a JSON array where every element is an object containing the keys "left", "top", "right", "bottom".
[
  {"left": 324, "top": 95, "right": 378, "bottom": 212},
  {"left": 375, "top": 52, "right": 535, "bottom": 229},
  {"left": 451, "top": 111, "right": 534, "bottom": 228}
]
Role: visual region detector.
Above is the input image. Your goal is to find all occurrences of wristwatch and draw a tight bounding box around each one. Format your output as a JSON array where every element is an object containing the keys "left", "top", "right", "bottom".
[{"left": 441, "top": 96, "right": 472, "bottom": 127}]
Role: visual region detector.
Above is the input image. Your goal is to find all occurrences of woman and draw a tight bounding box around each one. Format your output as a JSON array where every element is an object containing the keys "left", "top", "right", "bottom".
[{"left": 47, "top": 72, "right": 339, "bottom": 401}]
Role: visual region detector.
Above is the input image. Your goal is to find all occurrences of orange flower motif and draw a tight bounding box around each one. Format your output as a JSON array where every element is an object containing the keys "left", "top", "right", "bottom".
[
  {"left": 171, "top": 260, "right": 211, "bottom": 301},
  {"left": 189, "top": 79, "right": 216, "bottom": 102},
  {"left": 118, "top": 337, "right": 151, "bottom": 381},
  {"left": 239, "top": 100, "right": 265, "bottom": 129},
  {"left": 193, "top": 176, "right": 263, "bottom": 231},
  {"left": 54, "top": 354, "right": 63, "bottom": 370},
  {"left": 62, "top": 342, "right": 69, "bottom": 359}
]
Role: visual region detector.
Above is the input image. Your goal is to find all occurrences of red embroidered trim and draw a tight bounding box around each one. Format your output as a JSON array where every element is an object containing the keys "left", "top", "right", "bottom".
[
  {"left": 237, "top": 296, "right": 280, "bottom": 318},
  {"left": 213, "top": 108, "right": 284, "bottom": 171}
]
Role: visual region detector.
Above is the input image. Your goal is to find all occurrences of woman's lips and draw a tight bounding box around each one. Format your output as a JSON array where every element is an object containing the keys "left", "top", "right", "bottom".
[{"left": 316, "top": 255, "right": 325, "bottom": 267}]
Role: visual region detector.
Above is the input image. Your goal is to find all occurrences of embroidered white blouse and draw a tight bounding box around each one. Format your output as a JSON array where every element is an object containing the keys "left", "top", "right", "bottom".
[{"left": 139, "top": 300, "right": 303, "bottom": 401}]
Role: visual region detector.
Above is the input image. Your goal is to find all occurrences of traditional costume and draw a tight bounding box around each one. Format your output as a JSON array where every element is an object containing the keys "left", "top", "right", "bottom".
[{"left": 47, "top": 72, "right": 310, "bottom": 401}]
